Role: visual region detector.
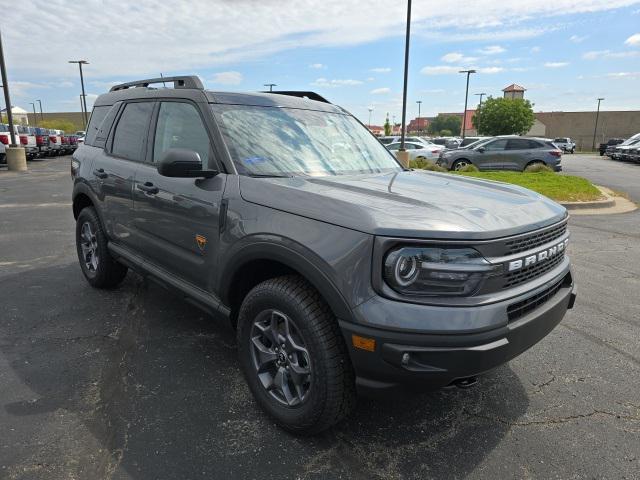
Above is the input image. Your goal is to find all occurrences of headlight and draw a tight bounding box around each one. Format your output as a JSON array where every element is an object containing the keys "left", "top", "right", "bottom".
[{"left": 383, "top": 246, "right": 501, "bottom": 297}]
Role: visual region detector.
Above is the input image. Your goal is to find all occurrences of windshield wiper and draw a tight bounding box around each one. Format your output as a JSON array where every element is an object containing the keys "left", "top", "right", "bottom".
[{"left": 246, "top": 173, "right": 293, "bottom": 178}]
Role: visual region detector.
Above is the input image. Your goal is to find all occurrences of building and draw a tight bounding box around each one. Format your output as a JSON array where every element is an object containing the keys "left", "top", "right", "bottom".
[
  {"left": 367, "top": 125, "right": 385, "bottom": 136},
  {"left": 503, "top": 84, "right": 526, "bottom": 100},
  {"left": 0, "top": 106, "right": 29, "bottom": 125},
  {"left": 407, "top": 117, "right": 429, "bottom": 133}
]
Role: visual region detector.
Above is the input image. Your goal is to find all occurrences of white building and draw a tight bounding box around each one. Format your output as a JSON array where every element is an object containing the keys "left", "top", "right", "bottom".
[{"left": 0, "top": 106, "right": 30, "bottom": 125}]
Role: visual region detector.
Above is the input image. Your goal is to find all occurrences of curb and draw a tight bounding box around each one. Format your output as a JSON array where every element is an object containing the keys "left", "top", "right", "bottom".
[{"left": 560, "top": 186, "right": 615, "bottom": 210}]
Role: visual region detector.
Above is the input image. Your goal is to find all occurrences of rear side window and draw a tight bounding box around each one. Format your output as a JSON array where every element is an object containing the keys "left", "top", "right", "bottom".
[
  {"left": 85, "top": 106, "right": 110, "bottom": 146},
  {"left": 111, "top": 102, "right": 154, "bottom": 161},
  {"left": 506, "top": 139, "right": 532, "bottom": 150},
  {"left": 152, "top": 102, "right": 211, "bottom": 167}
]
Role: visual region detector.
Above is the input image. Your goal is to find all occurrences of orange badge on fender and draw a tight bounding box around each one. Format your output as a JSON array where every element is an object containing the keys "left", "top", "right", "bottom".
[{"left": 195, "top": 234, "right": 207, "bottom": 252}]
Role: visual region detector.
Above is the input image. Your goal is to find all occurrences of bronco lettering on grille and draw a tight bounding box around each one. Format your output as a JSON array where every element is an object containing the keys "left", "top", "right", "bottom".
[{"left": 508, "top": 239, "right": 568, "bottom": 272}]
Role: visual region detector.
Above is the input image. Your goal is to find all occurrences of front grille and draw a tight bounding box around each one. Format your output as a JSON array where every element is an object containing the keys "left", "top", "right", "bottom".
[
  {"left": 504, "top": 222, "right": 567, "bottom": 254},
  {"left": 503, "top": 252, "right": 565, "bottom": 288},
  {"left": 507, "top": 277, "right": 565, "bottom": 321}
]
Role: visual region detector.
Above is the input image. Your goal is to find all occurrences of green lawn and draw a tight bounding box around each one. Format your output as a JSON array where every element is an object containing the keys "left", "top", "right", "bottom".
[{"left": 453, "top": 171, "right": 603, "bottom": 202}]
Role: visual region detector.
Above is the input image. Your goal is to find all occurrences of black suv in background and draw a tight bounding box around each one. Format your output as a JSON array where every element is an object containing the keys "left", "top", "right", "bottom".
[{"left": 71, "top": 76, "right": 576, "bottom": 434}]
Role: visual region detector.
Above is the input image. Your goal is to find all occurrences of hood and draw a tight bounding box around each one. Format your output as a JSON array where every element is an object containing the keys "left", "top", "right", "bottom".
[{"left": 239, "top": 171, "right": 567, "bottom": 240}]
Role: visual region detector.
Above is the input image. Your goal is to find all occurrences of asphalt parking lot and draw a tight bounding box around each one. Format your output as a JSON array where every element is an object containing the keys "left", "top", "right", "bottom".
[{"left": 1, "top": 155, "right": 639, "bottom": 479}]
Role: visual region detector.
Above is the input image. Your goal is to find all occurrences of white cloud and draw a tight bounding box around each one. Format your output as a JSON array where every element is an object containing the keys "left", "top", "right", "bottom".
[
  {"left": 441, "top": 52, "right": 478, "bottom": 64},
  {"left": 478, "top": 66, "right": 504, "bottom": 74},
  {"left": 478, "top": 45, "right": 505, "bottom": 55},
  {"left": 569, "top": 34, "right": 588, "bottom": 43},
  {"left": 420, "top": 65, "right": 462, "bottom": 75},
  {"left": 311, "top": 78, "right": 363, "bottom": 87},
  {"left": 625, "top": 33, "right": 640, "bottom": 46},
  {"left": 370, "top": 87, "right": 390, "bottom": 94},
  {"left": 531, "top": 46, "right": 541, "bottom": 53},
  {"left": 370, "top": 67, "right": 391, "bottom": 73},
  {"left": 309, "top": 63, "right": 326, "bottom": 69},
  {"left": 606, "top": 71, "right": 640, "bottom": 78},
  {"left": 211, "top": 71, "right": 243, "bottom": 85},
  {"left": 544, "top": 62, "right": 569, "bottom": 68},
  {"left": 583, "top": 49, "right": 640, "bottom": 59}
]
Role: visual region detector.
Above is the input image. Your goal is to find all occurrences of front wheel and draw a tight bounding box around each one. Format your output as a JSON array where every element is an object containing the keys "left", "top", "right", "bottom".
[
  {"left": 237, "top": 275, "right": 356, "bottom": 434},
  {"left": 452, "top": 159, "right": 472, "bottom": 171},
  {"left": 75, "top": 207, "right": 127, "bottom": 288}
]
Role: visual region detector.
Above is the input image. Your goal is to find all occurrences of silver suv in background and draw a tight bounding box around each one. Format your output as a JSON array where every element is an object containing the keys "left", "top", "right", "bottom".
[
  {"left": 553, "top": 137, "right": 576, "bottom": 154},
  {"left": 437, "top": 136, "right": 563, "bottom": 171}
]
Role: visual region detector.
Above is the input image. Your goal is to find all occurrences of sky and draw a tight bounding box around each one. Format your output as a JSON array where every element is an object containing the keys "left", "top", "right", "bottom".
[{"left": 2, "top": 0, "right": 640, "bottom": 126}]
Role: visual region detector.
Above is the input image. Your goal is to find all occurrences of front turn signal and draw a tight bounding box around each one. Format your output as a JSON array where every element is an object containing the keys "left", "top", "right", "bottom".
[{"left": 352, "top": 334, "right": 376, "bottom": 352}]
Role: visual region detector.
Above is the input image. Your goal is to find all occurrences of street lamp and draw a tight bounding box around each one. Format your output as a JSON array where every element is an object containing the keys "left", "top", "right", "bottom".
[
  {"left": 474, "top": 92, "right": 486, "bottom": 134},
  {"left": 592, "top": 97, "right": 604, "bottom": 151},
  {"left": 264, "top": 83, "right": 276, "bottom": 92},
  {"left": 416, "top": 100, "right": 422, "bottom": 134},
  {"left": 29, "top": 102, "right": 37, "bottom": 126},
  {"left": 69, "top": 60, "right": 89, "bottom": 127},
  {"left": 0, "top": 31, "right": 17, "bottom": 146},
  {"left": 368, "top": 107, "right": 373, "bottom": 129},
  {"left": 398, "top": 0, "right": 412, "bottom": 156},
  {"left": 459, "top": 69, "right": 476, "bottom": 138},
  {"left": 36, "top": 99, "right": 43, "bottom": 123}
]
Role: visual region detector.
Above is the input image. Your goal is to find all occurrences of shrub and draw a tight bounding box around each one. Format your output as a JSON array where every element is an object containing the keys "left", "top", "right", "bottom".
[
  {"left": 524, "top": 163, "right": 554, "bottom": 173},
  {"left": 410, "top": 158, "right": 447, "bottom": 172},
  {"left": 457, "top": 164, "right": 479, "bottom": 173}
]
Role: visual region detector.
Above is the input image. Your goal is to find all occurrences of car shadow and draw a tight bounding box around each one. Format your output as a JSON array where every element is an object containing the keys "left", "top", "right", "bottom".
[{"left": 0, "top": 262, "right": 529, "bottom": 480}]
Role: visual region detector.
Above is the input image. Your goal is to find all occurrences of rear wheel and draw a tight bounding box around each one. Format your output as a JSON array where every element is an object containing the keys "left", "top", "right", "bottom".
[
  {"left": 452, "top": 159, "right": 471, "bottom": 171},
  {"left": 75, "top": 207, "right": 127, "bottom": 288},
  {"left": 237, "top": 275, "right": 356, "bottom": 434}
]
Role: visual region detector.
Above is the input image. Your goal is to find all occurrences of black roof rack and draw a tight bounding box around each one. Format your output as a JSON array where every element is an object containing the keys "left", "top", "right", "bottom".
[
  {"left": 110, "top": 75, "right": 204, "bottom": 92},
  {"left": 263, "top": 91, "right": 331, "bottom": 104}
]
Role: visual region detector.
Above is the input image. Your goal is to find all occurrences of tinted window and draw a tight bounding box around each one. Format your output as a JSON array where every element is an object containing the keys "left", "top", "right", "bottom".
[
  {"left": 85, "top": 106, "right": 110, "bottom": 146},
  {"left": 387, "top": 143, "right": 400, "bottom": 151},
  {"left": 111, "top": 102, "right": 154, "bottom": 161},
  {"left": 483, "top": 139, "right": 508, "bottom": 150},
  {"left": 506, "top": 138, "right": 532, "bottom": 150},
  {"left": 153, "top": 102, "right": 211, "bottom": 167}
]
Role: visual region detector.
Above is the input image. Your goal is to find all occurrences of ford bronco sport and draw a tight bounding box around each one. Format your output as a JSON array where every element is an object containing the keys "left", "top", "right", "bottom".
[{"left": 71, "top": 76, "right": 576, "bottom": 434}]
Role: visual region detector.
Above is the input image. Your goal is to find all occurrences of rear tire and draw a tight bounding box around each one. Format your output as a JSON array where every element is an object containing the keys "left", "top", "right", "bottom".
[
  {"left": 237, "top": 275, "right": 356, "bottom": 434},
  {"left": 75, "top": 207, "right": 127, "bottom": 288}
]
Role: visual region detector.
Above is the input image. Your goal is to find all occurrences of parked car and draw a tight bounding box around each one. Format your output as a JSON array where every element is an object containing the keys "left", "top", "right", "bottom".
[
  {"left": 67, "top": 134, "right": 79, "bottom": 153},
  {"left": 47, "top": 129, "right": 63, "bottom": 156},
  {"left": 15, "top": 125, "right": 39, "bottom": 159},
  {"left": 599, "top": 138, "right": 624, "bottom": 156},
  {"left": 459, "top": 136, "right": 491, "bottom": 148},
  {"left": 72, "top": 75, "right": 575, "bottom": 434},
  {"left": 432, "top": 137, "right": 462, "bottom": 149},
  {"left": 0, "top": 123, "right": 9, "bottom": 164},
  {"left": 437, "top": 136, "right": 563, "bottom": 171},
  {"left": 553, "top": 137, "right": 576, "bottom": 154},
  {"left": 378, "top": 135, "right": 431, "bottom": 146},
  {"left": 33, "top": 127, "right": 51, "bottom": 157},
  {"left": 613, "top": 138, "right": 640, "bottom": 161},
  {"left": 386, "top": 141, "right": 443, "bottom": 161},
  {"left": 628, "top": 145, "right": 640, "bottom": 163}
]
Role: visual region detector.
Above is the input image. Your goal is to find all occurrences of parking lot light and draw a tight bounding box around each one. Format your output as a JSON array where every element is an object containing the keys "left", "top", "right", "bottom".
[
  {"left": 592, "top": 98, "right": 604, "bottom": 151},
  {"left": 459, "top": 70, "right": 476, "bottom": 139},
  {"left": 36, "top": 99, "right": 43, "bottom": 122},
  {"left": 264, "top": 83, "right": 276, "bottom": 92},
  {"left": 69, "top": 60, "right": 89, "bottom": 128}
]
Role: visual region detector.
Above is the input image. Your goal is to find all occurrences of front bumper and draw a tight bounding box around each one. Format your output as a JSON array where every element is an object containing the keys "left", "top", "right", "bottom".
[{"left": 340, "top": 270, "right": 575, "bottom": 396}]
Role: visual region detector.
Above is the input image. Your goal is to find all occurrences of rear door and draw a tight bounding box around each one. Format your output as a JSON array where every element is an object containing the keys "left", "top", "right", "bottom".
[
  {"left": 504, "top": 138, "right": 535, "bottom": 170},
  {"left": 476, "top": 138, "right": 508, "bottom": 170},
  {"left": 132, "top": 100, "right": 226, "bottom": 290},
  {"left": 92, "top": 101, "right": 155, "bottom": 248}
]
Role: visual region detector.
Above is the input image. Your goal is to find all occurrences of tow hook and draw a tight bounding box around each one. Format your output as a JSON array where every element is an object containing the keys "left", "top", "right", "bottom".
[{"left": 454, "top": 377, "right": 478, "bottom": 389}]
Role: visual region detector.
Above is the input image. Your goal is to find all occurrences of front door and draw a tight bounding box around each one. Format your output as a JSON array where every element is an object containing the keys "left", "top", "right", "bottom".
[
  {"left": 132, "top": 100, "right": 226, "bottom": 291},
  {"left": 476, "top": 138, "right": 509, "bottom": 170}
]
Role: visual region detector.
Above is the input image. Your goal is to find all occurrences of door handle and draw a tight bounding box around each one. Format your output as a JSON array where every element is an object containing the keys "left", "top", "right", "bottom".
[
  {"left": 137, "top": 182, "right": 159, "bottom": 195},
  {"left": 93, "top": 168, "right": 108, "bottom": 179}
]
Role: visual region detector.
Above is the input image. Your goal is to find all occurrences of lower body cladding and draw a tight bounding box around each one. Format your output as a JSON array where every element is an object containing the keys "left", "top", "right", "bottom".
[{"left": 340, "top": 271, "right": 576, "bottom": 396}]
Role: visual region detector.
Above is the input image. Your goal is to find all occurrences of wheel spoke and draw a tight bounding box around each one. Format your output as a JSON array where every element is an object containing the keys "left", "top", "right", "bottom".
[
  {"left": 273, "top": 367, "right": 294, "bottom": 405},
  {"left": 251, "top": 335, "right": 277, "bottom": 372}
]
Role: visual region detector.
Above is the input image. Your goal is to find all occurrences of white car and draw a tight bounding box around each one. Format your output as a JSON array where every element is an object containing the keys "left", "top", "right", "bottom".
[
  {"left": 553, "top": 137, "right": 576, "bottom": 154},
  {"left": 386, "top": 141, "right": 445, "bottom": 161}
]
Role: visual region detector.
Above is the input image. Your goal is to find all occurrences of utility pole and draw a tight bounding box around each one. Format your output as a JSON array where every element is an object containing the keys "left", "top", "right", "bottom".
[
  {"left": 398, "top": 0, "right": 412, "bottom": 163},
  {"left": 36, "top": 99, "right": 43, "bottom": 123},
  {"left": 29, "top": 102, "right": 37, "bottom": 126},
  {"left": 474, "top": 92, "right": 486, "bottom": 134},
  {"left": 592, "top": 97, "right": 604, "bottom": 151},
  {"left": 368, "top": 107, "right": 373, "bottom": 129},
  {"left": 416, "top": 100, "right": 422, "bottom": 134},
  {"left": 459, "top": 69, "right": 476, "bottom": 138},
  {"left": 69, "top": 60, "right": 89, "bottom": 127},
  {"left": 264, "top": 83, "right": 276, "bottom": 92}
]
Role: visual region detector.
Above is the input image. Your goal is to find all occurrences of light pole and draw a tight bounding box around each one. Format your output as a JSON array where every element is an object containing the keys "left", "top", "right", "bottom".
[
  {"left": 29, "top": 102, "right": 37, "bottom": 126},
  {"left": 368, "top": 107, "right": 373, "bottom": 129},
  {"left": 592, "top": 97, "right": 604, "bottom": 151},
  {"left": 474, "top": 92, "right": 486, "bottom": 134},
  {"left": 398, "top": 0, "right": 412, "bottom": 159},
  {"left": 69, "top": 60, "right": 89, "bottom": 127},
  {"left": 0, "top": 31, "right": 17, "bottom": 146},
  {"left": 36, "top": 99, "right": 43, "bottom": 123},
  {"left": 264, "top": 83, "right": 276, "bottom": 92},
  {"left": 459, "top": 69, "right": 476, "bottom": 138},
  {"left": 393, "top": 115, "right": 396, "bottom": 134},
  {"left": 416, "top": 100, "right": 422, "bottom": 134}
]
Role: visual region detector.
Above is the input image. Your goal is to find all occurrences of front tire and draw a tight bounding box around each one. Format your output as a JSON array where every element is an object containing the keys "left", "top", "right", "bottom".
[
  {"left": 452, "top": 159, "right": 472, "bottom": 171},
  {"left": 75, "top": 207, "right": 127, "bottom": 288},
  {"left": 237, "top": 275, "right": 356, "bottom": 434}
]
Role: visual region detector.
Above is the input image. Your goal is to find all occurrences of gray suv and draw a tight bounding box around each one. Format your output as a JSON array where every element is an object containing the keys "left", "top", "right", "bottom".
[
  {"left": 437, "top": 136, "right": 563, "bottom": 171},
  {"left": 71, "top": 76, "right": 576, "bottom": 434}
]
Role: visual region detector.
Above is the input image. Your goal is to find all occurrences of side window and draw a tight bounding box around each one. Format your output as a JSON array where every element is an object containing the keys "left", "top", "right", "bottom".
[
  {"left": 528, "top": 140, "right": 543, "bottom": 149},
  {"left": 484, "top": 139, "right": 508, "bottom": 151},
  {"left": 85, "top": 106, "right": 110, "bottom": 146},
  {"left": 111, "top": 102, "right": 154, "bottom": 161},
  {"left": 153, "top": 102, "right": 211, "bottom": 167},
  {"left": 506, "top": 139, "right": 531, "bottom": 150}
]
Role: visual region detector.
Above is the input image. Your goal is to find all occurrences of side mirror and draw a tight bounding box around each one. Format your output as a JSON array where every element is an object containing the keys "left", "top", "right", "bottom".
[
  {"left": 477, "top": 146, "right": 486, "bottom": 153},
  {"left": 157, "top": 148, "right": 218, "bottom": 178}
]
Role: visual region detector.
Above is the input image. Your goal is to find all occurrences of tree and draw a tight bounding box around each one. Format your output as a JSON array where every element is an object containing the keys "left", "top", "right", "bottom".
[
  {"left": 439, "top": 129, "right": 452, "bottom": 136},
  {"left": 472, "top": 97, "right": 535, "bottom": 136},
  {"left": 427, "top": 114, "right": 461, "bottom": 136},
  {"left": 40, "top": 119, "right": 77, "bottom": 133},
  {"left": 384, "top": 113, "right": 392, "bottom": 136}
]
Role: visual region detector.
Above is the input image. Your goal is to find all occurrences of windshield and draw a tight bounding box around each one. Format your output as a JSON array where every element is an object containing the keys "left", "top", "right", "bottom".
[{"left": 213, "top": 105, "right": 402, "bottom": 177}]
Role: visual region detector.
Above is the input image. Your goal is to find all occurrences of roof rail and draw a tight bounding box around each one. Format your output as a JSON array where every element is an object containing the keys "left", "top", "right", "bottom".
[
  {"left": 263, "top": 91, "right": 331, "bottom": 104},
  {"left": 110, "top": 75, "right": 204, "bottom": 92}
]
